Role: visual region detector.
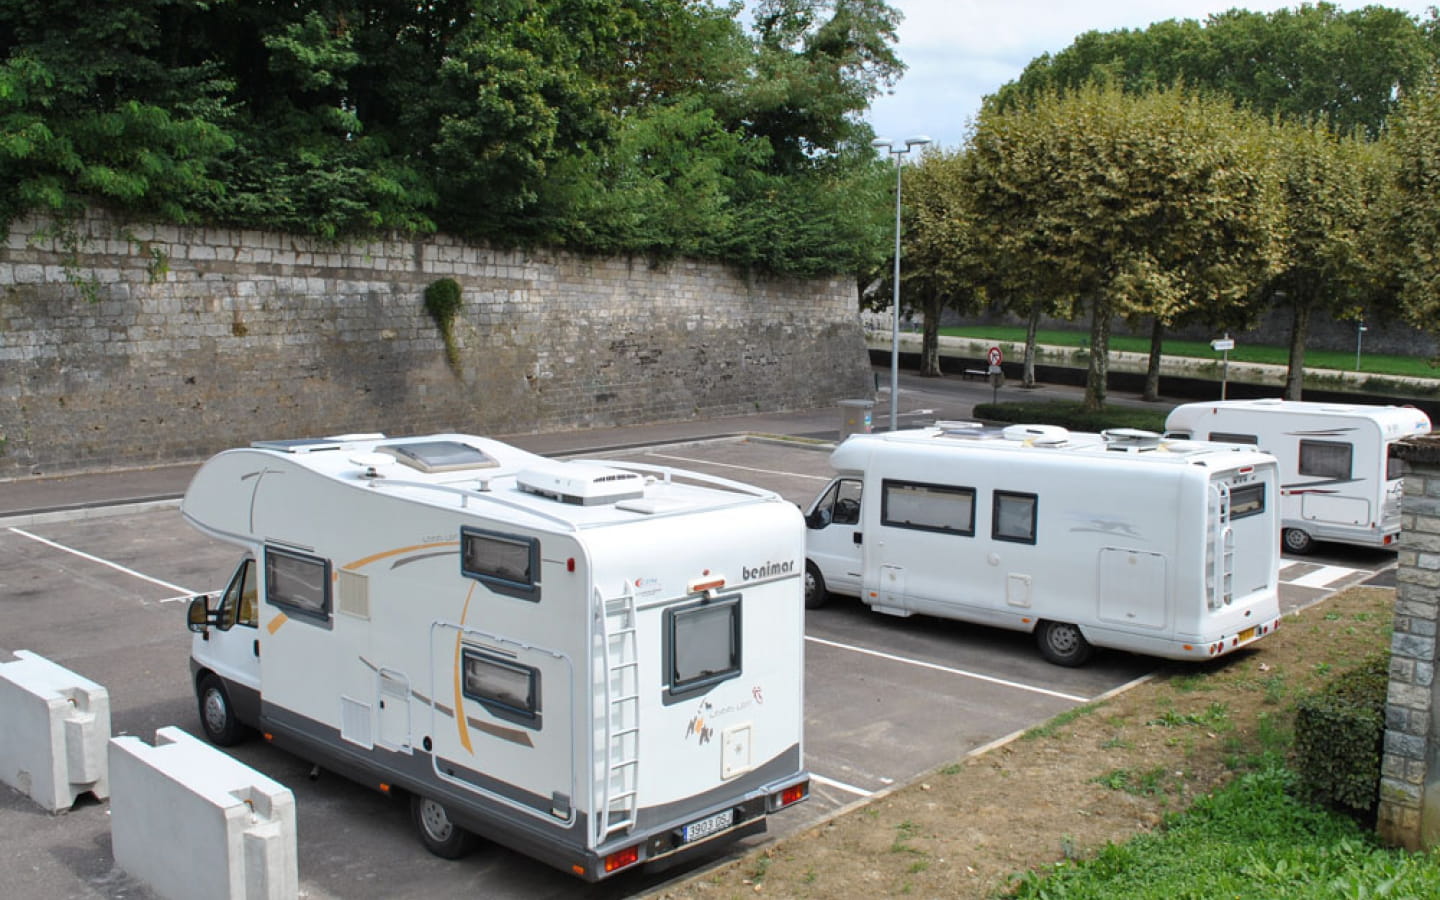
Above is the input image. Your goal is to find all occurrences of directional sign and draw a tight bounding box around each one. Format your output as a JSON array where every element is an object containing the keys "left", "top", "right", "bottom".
[
  {"left": 987, "top": 346, "right": 1003, "bottom": 366},
  {"left": 1211, "top": 338, "right": 1235, "bottom": 352}
]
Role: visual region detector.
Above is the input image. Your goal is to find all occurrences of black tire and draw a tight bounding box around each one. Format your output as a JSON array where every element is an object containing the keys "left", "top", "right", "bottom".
[
  {"left": 1282, "top": 527, "right": 1314, "bottom": 555},
  {"left": 1036, "top": 621, "right": 1093, "bottom": 667},
  {"left": 411, "top": 794, "right": 478, "bottom": 859},
  {"left": 804, "top": 561, "right": 828, "bottom": 609},
  {"left": 197, "top": 673, "right": 246, "bottom": 746}
]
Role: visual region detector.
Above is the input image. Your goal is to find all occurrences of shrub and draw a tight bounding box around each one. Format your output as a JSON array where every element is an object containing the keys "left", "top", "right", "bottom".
[
  {"left": 1293, "top": 653, "right": 1389, "bottom": 817},
  {"left": 423, "top": 277, "right": 464, "bottom": 371},
  {"left": 972, "top": 400, "right": 1170, "bottom": 434}
]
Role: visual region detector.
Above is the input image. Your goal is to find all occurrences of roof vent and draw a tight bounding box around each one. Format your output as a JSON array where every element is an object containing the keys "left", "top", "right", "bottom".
[
  {"left": 377, "top": 440, "right": 498, "bottom": 473},
  {"left": 1001, "top": 424, "right": 1070, "bottom": 446},
  {"left": 1102, "top": 428, "right": 1164, "bottom": 451},
  {"left": 517, "top": 461, "right": 645, "bottom": 505}
]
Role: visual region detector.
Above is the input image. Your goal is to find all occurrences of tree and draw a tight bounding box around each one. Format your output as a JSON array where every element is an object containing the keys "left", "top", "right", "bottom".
[
  {"left": 965, "top": 84, "right": 1283, "bottom": 411},
  {"left": 1385, "top": 74, "right": 1440, "bottom": 344},
  {"left": 1268, "top": 121, "right": 1389, "bottom": 399}
]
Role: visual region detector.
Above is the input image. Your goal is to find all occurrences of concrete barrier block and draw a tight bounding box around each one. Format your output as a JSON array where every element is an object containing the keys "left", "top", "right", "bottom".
[
  {"left": 109, "top": 727, "right": 298, "bottom": 900},
  {"left": 0, "top": 650, "right": 111, "bottom": 811}
]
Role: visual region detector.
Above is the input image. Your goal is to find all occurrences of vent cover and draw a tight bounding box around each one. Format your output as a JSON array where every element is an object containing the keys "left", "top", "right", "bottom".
[{"left": 517, "top": 461, "right": 645, "bottom": 505}]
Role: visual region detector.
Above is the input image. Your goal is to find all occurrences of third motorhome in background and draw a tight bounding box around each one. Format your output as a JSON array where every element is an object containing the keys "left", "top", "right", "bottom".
[
  {"left": 803, "top": 423, "right": 1282, "bottom": 666},
  {"left": 1164, "top": 399, "right": 1432, "bottom": 554}
]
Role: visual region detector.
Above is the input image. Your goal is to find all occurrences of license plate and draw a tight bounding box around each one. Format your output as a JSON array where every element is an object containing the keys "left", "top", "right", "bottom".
[
  {"left": 682, "top": 809, "right": 734, "bottom": 843},
  {"left": 1237, "top": 626, "right": 1256, "bottom": 643}
]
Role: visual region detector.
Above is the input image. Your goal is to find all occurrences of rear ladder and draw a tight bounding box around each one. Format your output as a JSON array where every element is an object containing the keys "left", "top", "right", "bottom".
[
  {"left": 1207, "top": 482, "right": 1235, "bottom": 608},
  {"left": 594, "top": 586, "right": 640, "bottom": 845}
]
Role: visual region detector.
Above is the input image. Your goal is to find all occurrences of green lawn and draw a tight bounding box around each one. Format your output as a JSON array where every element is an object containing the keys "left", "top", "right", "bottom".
[
  {"left": 1008, "top": 762, "right": 1440, "bottom": 899},
  {"left": 939, "top": 326, "right": 1440, "bottom": 380}
]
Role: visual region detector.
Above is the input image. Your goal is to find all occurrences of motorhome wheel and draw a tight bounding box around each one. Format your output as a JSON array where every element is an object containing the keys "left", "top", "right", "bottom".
[
  {"left": 1282, "top": 528, "right": 1314, "bottom": 555},
  {"left": 412, "top": 794, "right": 478, "bottom": 859},
  {"left": 197, "top": 674, "right": 245, "bottom": 746},
  {"left": 1036, "top": 621, "right": 1093, "bottom": 667},
  {"left": 804, "top": 561, "right": 828, "bottom": 609}
]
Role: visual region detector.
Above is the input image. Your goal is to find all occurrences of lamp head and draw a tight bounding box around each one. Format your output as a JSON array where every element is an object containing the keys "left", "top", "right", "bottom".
[
  {"left": 871, "top": 137, "right": 894, "bottom": 151},
  {"left": 904, "top": 135, "right": 933, "bottom": 150}
]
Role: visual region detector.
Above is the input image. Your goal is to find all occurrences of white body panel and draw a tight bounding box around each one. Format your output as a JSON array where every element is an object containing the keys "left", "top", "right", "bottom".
[
  {"left": 1164, "top": 399, "right": 1432, "bottom": 550},
  {"left": 181, "top": 433, "right": 807, "bottom": 881},
  {"left": 804, "top": 425, "right": 1282, "bottom": 662}
]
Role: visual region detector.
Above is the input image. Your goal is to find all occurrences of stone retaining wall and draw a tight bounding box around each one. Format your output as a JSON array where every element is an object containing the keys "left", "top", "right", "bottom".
[{"left": 0, "top": 210, "right": 871, "bottom": 477}]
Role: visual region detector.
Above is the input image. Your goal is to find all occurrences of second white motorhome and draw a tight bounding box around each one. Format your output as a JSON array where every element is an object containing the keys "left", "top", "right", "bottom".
[
  {"left": 182, "top": 432, "right": 808, "bottom": 882},
  {"left": 1164, "top": 399, "right": 1432, "bottom": 553},
  {"left": 804, "top": 424, "right": 1282, "bottom": 666}
]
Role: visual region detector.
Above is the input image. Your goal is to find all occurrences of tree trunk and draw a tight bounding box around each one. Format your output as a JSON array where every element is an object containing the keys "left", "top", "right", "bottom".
[
  {"left": 1285, "top": 301, "right": 1310, "bottom": 401},
  {"left": 1023, "top": 301, "right": 1040, "bottom": 388},
  {"left": 1143, "top": 318, "right": 1164, "bottom": 402},
  {"left": 1083, "top": 296, "right": 1111, "bottom": 412},
  {"left": 919, "top": 289, "right": 943, "bottom": 377}
]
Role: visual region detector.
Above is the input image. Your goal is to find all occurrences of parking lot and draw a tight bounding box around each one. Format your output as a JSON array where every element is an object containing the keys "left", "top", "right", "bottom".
[{"left": 0, "top": 422, "right": 1397, "bottom": 900}]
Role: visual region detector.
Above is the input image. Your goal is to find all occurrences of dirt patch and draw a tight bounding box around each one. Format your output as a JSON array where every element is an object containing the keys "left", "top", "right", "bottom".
[{"left": 652, "top": 587, "right": 1394, "bottom": 899}]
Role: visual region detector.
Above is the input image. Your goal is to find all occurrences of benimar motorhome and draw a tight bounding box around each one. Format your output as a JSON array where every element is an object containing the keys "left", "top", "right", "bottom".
[
  {"left": 181, "top": 433, "right": 808, "bottom": 881},
  {"left": 1164, "top": 399, "right": 1432, "bottom": 553},
  {"left": 803, "top": 424, "right": 1282, "bottom": 666}
]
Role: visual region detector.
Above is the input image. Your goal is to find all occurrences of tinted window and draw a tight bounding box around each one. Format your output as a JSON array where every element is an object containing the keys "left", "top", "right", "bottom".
[
  {"left": 461, "top": 527, "right": 540, "bottom": 601},
  {"left": 1299, "top": 440, "right": 1352, "bottom": 480},
  {"left": 265, "top": 547, "right": 331, "bottom": 625},
  {"left": 461, "top": 650, "right": 541, "bottom": 728},
  {"left": 664, "top": 597, "right": 741, "bottom": 701},
  {"left": 1230, "top": 483, "right": 1266, "bottom": 519},
  {"left": 993, "top": 491, "right": 1038, "bottom": 544},
  {"left": 881, "top": 480, "right": 976, "bottom": 536}
]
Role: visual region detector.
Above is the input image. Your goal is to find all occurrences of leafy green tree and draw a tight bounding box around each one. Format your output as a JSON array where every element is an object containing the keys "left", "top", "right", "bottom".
[
  {"left": 991, "top": 3, "right": 1437, "bottom": 139},
  {"left": 1268, "top": 121, "right": 1390, "bottom": 399},
  {"left": 1384, "top": 74, "right": 1440, "bottom": 343},
  {"left": 965, "top": 84, "right": 1283, "bottom": 411}
]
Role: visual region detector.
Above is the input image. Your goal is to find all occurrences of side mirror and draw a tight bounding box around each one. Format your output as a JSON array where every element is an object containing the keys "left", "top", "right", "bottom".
[{"left": 186, "top": 595, "right": 215, "bottom": 634}]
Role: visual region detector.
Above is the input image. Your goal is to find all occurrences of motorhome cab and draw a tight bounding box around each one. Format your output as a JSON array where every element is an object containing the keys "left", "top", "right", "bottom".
[
  {"left": 803, "top": 424, "right": 1282, "bottom": 666},
  {"left": 181, "top": 433, "right": 808, "bottom": 881},
  {"left": 1164, "top": 399, "right": 1432, "bottom": 553}
]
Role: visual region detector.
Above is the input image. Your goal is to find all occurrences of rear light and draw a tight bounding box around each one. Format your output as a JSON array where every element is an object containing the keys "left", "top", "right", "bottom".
[
  {"left": 773, "top": 781, "right": 809, "bottom": 810},
  {"left": 604, "top": 845, "right": 640, "bottom": 873}
]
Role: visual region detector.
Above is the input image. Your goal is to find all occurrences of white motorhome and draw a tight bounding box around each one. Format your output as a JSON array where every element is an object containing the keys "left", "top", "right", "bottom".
[
  {"left": 803, "top": 424, "right": 1282, "bottom": 666},
  {"left": 1164, "top": 399, "right": 1432, "bottom": 554},
  {"left": 181, "top": 433, "right": 808, "bottom": 882}
]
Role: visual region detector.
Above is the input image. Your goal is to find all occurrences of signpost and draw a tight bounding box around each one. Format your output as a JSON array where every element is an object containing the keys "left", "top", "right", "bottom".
[
  {"left": 987, "top": 346, "right": 1004, "bottom": 403},
  {"left": 1211, "top": 336, "right": 1235, "bottom": 400}
]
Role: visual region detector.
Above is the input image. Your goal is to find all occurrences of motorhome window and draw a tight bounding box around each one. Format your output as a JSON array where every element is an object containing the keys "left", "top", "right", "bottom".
[
  {"left": 378, "top": 440, "right": 498, "bottom": 473},
  {"left": 218, "top": 557, "right": 258, "bottom": 630},
  {"left": 993, "top": 491, "right": 1038, "bottom": 544},
  {"left": 460, "top": 528, "right": 540, "bottom": 601},
  {"left": 461, "top": 650, "right": 541, "bottom": 728},
  {"left": 1209, "top": 432, "right": 1258, "bottom": 445},
  {"left": 881, "top": 480, "right": 976, "bottom": 536},
  {"left": 1230, "top": 483, "right": 1266, "bottom": 519},
  {"left": 1388, "top": 453, "right": 1405, "bottom": 481},
  {"left": 664, "top": 597, "right": 741, "bottom": 702},
  {"left": 1299, "top": 440, "right": 1352, "bottom": 480},
  {"left": 264, "top": 548, "right": 331, "bottom": 625}
]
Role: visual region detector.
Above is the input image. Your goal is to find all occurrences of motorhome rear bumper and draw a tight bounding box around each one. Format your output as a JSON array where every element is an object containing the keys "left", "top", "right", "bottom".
[{"left": 1170, "top": 615, "right": 1282, "bottom": 660}]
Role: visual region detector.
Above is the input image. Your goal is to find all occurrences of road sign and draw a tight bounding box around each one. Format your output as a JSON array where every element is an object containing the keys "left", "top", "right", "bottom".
[
  {"left": 1211, "top": 338, "right": 1235, "bottom": 352},
  {"left": 987, "top": 346, "right": 1003, "bottom": 366}
]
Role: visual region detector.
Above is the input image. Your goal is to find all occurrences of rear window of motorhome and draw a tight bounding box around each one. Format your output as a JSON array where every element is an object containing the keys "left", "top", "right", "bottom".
[
  {"left": 1299, "top": 440, "right": 1352, "bottom": 480},
  {"left": 882, "top": 480, "right": 976, "bottom": 536},
  {"left": 462, "top": 649, "right": 541, "bottom": 727},
  {"left": 461, "top": 528, "right": 539, "bottom": 600},
  {"left": 1230, "top": 483, "right": 1266, "bottom": 519},
  {"left": 993, "top": 491, "right": 1038, "bottom": 544},
  {"left": 664, "top": 597, "right": 741, "bottom": 701},
  {"left": 265, "top": 547, "right": 332, "bottom": 625}
]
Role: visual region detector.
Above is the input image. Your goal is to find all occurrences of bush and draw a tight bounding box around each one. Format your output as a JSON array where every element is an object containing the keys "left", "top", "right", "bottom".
[
  {"left": 424, "top": 277, "right": 464, "bottom": 371},
  {"left": 972, "top": 400, "right": 1170, "bottom": 434},
  {"left": 1293, "top": 653, "right": 1389, "bottom": 817}
]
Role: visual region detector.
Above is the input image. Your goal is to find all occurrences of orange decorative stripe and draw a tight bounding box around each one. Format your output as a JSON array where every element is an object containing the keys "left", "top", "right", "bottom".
[
  {"left": 345, "top": 541, "right": 459, "bottom": 571},
  {"left": 266, "top": 612, "right": 288, "bottom": 635},
  {"left": 452, "top": 581, "right": 477, "bottom": 754}
]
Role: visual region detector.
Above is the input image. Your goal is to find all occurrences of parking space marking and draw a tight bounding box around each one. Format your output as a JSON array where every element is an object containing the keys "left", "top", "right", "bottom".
[
  {"left": 637, "top": 451, "right": 834, "bottom": 481},
  {"left": 8, "top": 526, "right": 197, "bottom": 595},
  {"left": 810, "top": 773, "right": 875, "bottom": 798},
  {"left": 805, "top": 635, "right": 1090, "bottom": 703},
  {"left": 1282, "top": 563, "right": 1363, "bottom": 589}
]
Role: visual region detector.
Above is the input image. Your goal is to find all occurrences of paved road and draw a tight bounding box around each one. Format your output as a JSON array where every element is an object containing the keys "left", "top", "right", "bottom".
[{"left": 0, "top": 368, "right": 1396, "bottom": 899}]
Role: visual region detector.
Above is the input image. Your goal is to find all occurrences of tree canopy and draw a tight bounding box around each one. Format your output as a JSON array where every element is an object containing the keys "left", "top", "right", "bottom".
[{"left": 0, "top": 0, "right": 903, "bottom": 277}]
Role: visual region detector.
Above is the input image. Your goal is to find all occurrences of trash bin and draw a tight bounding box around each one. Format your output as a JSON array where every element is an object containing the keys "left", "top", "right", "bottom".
[{"left": 837, "top": 399, "right": 874, "bottom": 441}]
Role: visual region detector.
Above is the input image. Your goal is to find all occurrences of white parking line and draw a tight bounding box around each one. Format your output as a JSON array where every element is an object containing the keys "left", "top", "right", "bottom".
[
  {"left": 8, "top": 526, "right": 197, "bottom": 595},
  {"left": 1282, "top": 564, "right": 1363, "bottom": 589},
  {"left": 639, "top": 452, "right": 833, "bottom": 481},
  {"left": 805, "top": 635, "right": 1090, "bottom": 703},
  {"left": 810, "top": 773, "right": 875, "bottom": 797}
]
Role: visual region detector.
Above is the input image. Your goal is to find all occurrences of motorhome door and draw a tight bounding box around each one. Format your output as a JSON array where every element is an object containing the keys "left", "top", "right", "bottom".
[
  {"left": 805, "top": 478, "right": 864, "bottom": 596},
  {"left": 200, "top": 556, "right": 262, "bottom": 690}
]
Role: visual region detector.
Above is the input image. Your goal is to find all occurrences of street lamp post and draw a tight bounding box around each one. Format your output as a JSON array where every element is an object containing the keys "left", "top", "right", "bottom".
[
  {"left": 872, "top": 134, "right": 931, "bottom": 432},
  {"left": 1356, "top": 319, "right": 1368, "bottom": 371}
]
